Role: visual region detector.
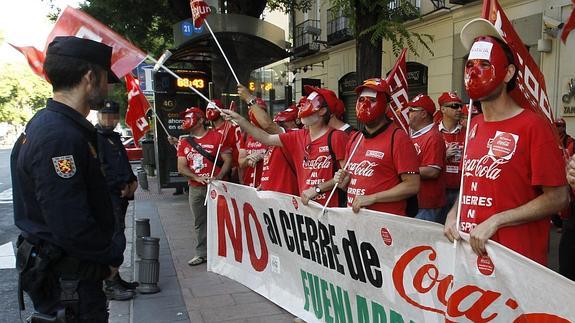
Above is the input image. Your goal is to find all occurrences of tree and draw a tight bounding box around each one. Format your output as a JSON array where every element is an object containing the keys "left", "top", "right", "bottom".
[
  {"left": 268, "top": 0, "right": 432, "bottom": 84},
  {"left": 0, "top": 63, "right": 51, "bottom": 124}
]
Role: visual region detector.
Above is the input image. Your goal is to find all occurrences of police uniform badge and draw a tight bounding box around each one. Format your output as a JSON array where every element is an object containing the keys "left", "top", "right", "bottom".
[{"left": 52, "top": 155, "right": 77, "bottom": 178}]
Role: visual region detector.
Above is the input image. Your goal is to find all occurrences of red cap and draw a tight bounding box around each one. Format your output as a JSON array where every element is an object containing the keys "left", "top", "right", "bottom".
[
  {"left": 354, "top": 78, "right": 391, "bottom": 97},
  {"left": 304, "top": 85, "right": 345, "bottom": 118},
  {"left": 180, "top": 107, "right": 204, "bottom": 119},
  {"left": 438, "top": 92, "right": 462, "bottom": 106},
  {"left": 408, "top": 94, "right": 436, "bottom": 116},
  {"left": 274, "top": 106, "right": 299, "bottom": 123}
]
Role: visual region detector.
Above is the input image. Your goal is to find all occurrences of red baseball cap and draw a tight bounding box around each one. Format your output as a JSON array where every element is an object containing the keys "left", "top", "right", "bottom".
[
  {"left": 408, "top": 94, "right": 436, "bottom": 116},
  {"left": 438, "top": 92, "right": 462, "bottom": 107},
  {"left": 273, "top": 105, "right": 299, "bottom": 123},
  {"left": 304, "top": 85, "right": 345, "bottom": 118}
]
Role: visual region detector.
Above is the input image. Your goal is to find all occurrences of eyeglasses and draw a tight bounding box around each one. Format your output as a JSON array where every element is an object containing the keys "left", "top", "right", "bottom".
[
  {"left": 408, "top": 107, "right": 424, "bottom": 113},
  {"left": 444, "top": 104, "right": 463, "bottom": 110}
]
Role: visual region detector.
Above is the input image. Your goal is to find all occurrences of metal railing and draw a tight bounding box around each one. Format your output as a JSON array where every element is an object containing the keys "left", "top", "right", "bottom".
[{"left": 327, "top": 7, "right": 353, "bottom": 45}]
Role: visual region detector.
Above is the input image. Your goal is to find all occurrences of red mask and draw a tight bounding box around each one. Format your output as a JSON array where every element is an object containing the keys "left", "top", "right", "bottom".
[
  {"left": 355, "top": 88, "right": 387, "bottom": 123},
  {"left": 464, "top": 37, "right": 510, "bottom": 100},
  {"left": 298, "top": 92, "right": 324, "bottom": 118},
  {"left": 205, "top": 100, "right": 223, "bottom": 121},
  {"left": 181, "top": 107, "right": 204, "bottom": 130}
]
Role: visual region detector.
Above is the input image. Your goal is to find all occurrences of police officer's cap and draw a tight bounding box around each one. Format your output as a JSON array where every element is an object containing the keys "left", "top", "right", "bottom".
[
  {"left": 47, "top": 36, "right": 120, "bottom": 83},
  {"left": 100, "top": 100, "right": 120, "bottom": 114}
]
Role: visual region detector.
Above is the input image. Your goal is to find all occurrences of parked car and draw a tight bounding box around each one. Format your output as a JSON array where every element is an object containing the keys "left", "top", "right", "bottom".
[{"left": 122, "top": 137, "right": 143, "bottom": 162}]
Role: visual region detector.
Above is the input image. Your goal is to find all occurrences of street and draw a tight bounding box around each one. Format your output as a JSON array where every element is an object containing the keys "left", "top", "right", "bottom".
[{"left": 0, "top": 148, "right": 32, "bottom": 322}]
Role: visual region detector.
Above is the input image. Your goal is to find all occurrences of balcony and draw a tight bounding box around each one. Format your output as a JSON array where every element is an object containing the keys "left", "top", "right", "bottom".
[
  {"left": 387, "top": 0, "right": 420, "bottom": 20},
  {"left": 293, "top": 19, "right": 321, "bottom": 58},
  {"left": 327, "top": 7, "right": 354, "bottom": 46},
  {"left": 448, "top": 0, "right": 475, "bottom": 4}
]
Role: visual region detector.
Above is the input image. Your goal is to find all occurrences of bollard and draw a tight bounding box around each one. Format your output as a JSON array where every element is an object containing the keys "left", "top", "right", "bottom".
[
  {"left": 137, "top": 236, "right": 161, "bottom": 294},
  {"left": 137, "top": 169, "right": 148, "bottom": 190},
  {"left": 135, "top": 218, "right": 150, "bottom": 258}
]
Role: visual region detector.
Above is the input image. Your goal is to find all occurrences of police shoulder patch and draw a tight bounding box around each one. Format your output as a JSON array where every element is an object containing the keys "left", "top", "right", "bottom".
[{"left": 52, "top": 155, "right": 77, "bottom": 178}]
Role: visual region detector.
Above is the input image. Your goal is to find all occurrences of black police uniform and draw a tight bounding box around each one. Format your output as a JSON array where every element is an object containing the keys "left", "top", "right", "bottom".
[
  {"left": 95, "top": 103, "right": 136, "bottom": 247},
  {"left": 11, "top": 36, "right": 122, "bottom": 323}
]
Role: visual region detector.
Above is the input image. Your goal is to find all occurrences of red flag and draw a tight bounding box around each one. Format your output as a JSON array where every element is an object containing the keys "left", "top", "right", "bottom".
[
  {"left": 385, "top": 48, "right": 410, "bottom": 132},
  {"left": 562, "top": 0, "right": 575, "bottom": 44},
  {"left": 9, "top": 44, "right": 46, "bottom": 79},
  {"left": 482, "top": 0, "right": 554, "bottom": 123},
  {"left": 46, "top": 6, "right": 147, "bottom": 79},
  {"left": 125, "top": 74, "right": 151, "bottom": 146},
  {"left": 190, "top": 0, "right": 211, "bottom": 28}
]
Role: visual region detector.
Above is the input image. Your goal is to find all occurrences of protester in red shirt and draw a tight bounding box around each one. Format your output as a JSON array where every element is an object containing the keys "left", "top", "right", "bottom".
[
  {"left": 556, "top": 118, "right": 575, "bottom": 157},
  {"left": 408, "top": 94, "right": 446, "bottom": 222},
  {"left": 224, "top": 85, "right": 349, "bottom": 207},
  {"left": 238, "top": 99, "right": 268, "bottom": 188},
  {"left": 206, "top": 99, "right": 241, "bottom": 182},
  {"left": 444, "top": 19, "right": 569, "bottom": 265},
  {"left": 329, "top": 78, "right": 420, "bottom": 215},
  {"left": 177, "top": 107, "right": 232, "bottom": 266},
  {"left": 436, "top": 92, "right": 465, "bottom": 224}
]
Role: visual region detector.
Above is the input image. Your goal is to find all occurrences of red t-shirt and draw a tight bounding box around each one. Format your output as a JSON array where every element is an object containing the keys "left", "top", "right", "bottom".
[
  {"left": 260, "top": 128, "right": 299, "bottom": 195},
  {"left": 439, "top": 123, "right": 466, "bottom": 189},
  {"left": 460, "top": 109, "right": 567, "bottom": 265},
  {"left": 215, "top": 121, "right": 239, "bottom": 167},
  {"left": 346, "top": 126, "right": 419, "bottom": 215},
  {"left": 240, "top": 135, "right": 267, "bottom": 188},
  {"left": 411, "top": 125, "right": 446, "bottom": 208},
  {"left": 279, "top": 128, "right": 349, "bottom": 206},
  {"left": 177, "top": 130, "right": 230, "bottom": 187}
]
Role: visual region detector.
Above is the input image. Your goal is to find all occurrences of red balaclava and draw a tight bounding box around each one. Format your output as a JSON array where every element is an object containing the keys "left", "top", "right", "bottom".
[
  {"left": 354, "top": 78, "right": 390, "bottom": 123},
  {"left": 464, "top": 36, "right": 510, "bottom": 100}
]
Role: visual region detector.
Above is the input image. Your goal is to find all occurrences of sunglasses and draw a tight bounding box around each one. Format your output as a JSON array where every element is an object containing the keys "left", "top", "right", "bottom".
[
  {"left": 444, "top": 104, "right": 463, "bottom": 109},
  {"left": 408, "top": 107, "right": 424, "bottom": 113}
]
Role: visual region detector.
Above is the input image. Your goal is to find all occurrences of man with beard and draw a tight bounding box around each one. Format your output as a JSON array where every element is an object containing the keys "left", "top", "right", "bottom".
[
  {"left": 444, "top": 19, "right": 568, "bottom": 265},
  {"left": 11, "top": 36, "right": 124, "bottom": 322},
  {"left": 223, "top": 86, "right": 349, "bottom": 207},
  {"left": 408, "top": 94, "right": 447, "bottom": 222},
  {"left": 331, "top": 78, "right": 420, "bottom": 215},
  {"left": 95, "top": 100, "right": 139, "bottom": 300},
  {"left": 177, "top": 107, "right": 232, "bottom": 266}
]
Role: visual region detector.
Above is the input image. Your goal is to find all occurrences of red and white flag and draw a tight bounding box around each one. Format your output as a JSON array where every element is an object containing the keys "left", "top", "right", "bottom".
[
  {"left": 46, "top": 6, "right": 146, "bottom": 79},
  {"left": 125, "top": 74, "right": 151, "bottom": 146},
  {"left": 482, "top": 0, "right": 554, "bottom": 123},
  {"left": 190, "top": 0, "right": 211, "bottom": 28},
  {"left": 385, "top": 48, "right": 410, "bottom": 132},
  {"left": 561, "top": 0, "right": 575, "bottom": 44},
  {"left": 9, "top": 44, "right": 46, "bottom": 79}
]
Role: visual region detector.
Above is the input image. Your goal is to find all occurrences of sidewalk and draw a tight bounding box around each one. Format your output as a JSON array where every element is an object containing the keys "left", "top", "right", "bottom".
[{"left": 109, "top": 175, "right": 294, "bottom": 323}]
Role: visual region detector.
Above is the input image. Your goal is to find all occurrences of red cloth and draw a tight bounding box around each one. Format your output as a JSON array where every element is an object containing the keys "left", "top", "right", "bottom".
[
  {"left": 385, "top": 48, "right": 410, "bottom": 132},
  {"left": 561, "top": 0, "right": 575, "bottom": 44},
  {"left": 125, "top": 74, "right": 150, "bottom": 146},
  {"left": 260, "top": 129, "right": 299, "bottom": 195},
  {"left": 177, "top": 130, "right": 229, "bottom": 186},
  {"left": 240, "top": 135, "right": 267, "bottom": 188},
  {"left": 345, "top": 127, "right": 419, "bottom": 215},
  {"left": 439, "top": 124, "right": 466, "bottom": 189},
  {"left": 46, "top": 6, "right": 146, "bottom": 79},
  {"left": 279, "top": 128, "right": 349, "bottom": 207},
  {"left": 411, "top": 126, "right": 446, "bottom": 208},
  {"left": 9, "top": 44, "right": 45, "bottom": 79},
  {"left": 460, "top": 109, "right": 567, "bottom": 265}
]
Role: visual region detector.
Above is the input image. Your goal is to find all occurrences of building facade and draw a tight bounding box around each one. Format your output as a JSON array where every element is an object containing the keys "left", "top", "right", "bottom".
[{"left": 290, "top": 0, "right": 575, "bottom": 130}]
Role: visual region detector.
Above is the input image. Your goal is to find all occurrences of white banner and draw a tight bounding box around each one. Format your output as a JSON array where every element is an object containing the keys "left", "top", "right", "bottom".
[{"left": 206, "top": 182, "right": 575, "bottom": 322}]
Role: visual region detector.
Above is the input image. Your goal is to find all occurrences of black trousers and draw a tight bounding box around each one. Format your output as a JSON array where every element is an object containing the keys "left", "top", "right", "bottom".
[
  {"left": 110, "top": 195, "right": 129, "bottom": 256},
  {"left": 559, "top": 215, "right": 575, "bottom": 281}
]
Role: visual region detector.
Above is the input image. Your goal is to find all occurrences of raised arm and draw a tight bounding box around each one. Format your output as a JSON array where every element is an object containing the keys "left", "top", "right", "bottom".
[{"left": 220, "top": 109, "right": 283, "bottom": 147}]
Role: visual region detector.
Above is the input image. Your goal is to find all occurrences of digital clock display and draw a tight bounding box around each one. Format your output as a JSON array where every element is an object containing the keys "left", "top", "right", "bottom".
[{"left": 177, "top": 77, "right": 205, "bottom": 89}]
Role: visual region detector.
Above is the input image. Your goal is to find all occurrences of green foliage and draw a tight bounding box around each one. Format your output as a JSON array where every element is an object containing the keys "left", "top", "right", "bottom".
[
  {"left": 0, "top": 63, "right": 52, "bottom": 125},
  {"left": 266, "top": 0, "right": 312, "bottom": 13}
]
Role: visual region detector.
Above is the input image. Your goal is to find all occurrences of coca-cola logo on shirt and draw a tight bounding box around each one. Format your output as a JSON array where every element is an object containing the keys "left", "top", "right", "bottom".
[
  {"left": 302, "top": 155, "right": 332, "bottom": 170},
  {"left": 347, "top": 160, "right": 377, "bottom": 177},
  {"left": 488, "top": 131, "right": 518, "bottom": 160},
  {"left": 463, "top": 155, "right": 508, "bottom": 180}
]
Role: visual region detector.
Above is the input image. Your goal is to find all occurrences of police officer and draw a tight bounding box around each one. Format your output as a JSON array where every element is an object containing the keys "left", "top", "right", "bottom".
[
  {"left": 12, "top": 36, "right": 124, "bottom": 322},
  {"left": 96, "top": 100, "right": 138, "bottom": 300}
]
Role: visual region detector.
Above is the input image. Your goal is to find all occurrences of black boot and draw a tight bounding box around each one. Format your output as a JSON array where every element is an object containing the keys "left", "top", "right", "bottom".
[
  {"left": 117, "top": 273, "right": 139, "bottom": 290},
  {"left": 104, "top": 278, "right": 135, "bottom": 301}
]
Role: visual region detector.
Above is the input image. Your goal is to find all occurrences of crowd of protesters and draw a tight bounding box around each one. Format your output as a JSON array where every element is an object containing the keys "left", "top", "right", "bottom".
[{"left": 173, "top": 18, "right": 575, "bottom": 284}]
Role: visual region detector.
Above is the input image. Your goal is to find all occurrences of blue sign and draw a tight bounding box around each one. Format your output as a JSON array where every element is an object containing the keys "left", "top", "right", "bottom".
[{"left": 181, "top": 21, "right": 205, "bottom": 37}]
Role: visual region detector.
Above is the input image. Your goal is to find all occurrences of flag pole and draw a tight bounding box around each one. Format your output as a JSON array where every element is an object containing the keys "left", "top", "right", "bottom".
[
  {"left": 320, "top": 134, "right": 364, "bottom": 216},
  {"left": 204, "top": 21, "right": 240, "bottom": 85}
]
